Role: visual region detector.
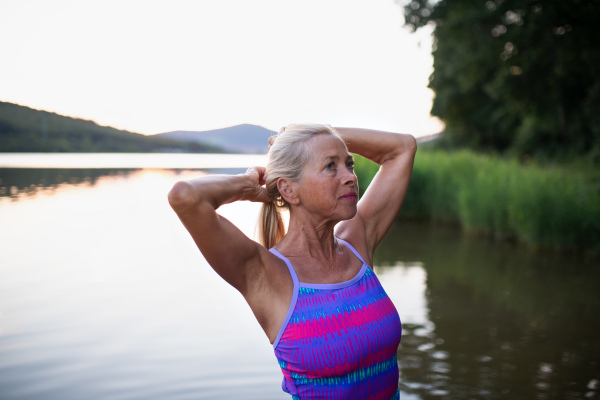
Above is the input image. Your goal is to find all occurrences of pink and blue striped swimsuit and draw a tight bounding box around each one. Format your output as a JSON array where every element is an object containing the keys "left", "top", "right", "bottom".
[{"left": 269, "top": 238, "right": 402, "bottom": 400}]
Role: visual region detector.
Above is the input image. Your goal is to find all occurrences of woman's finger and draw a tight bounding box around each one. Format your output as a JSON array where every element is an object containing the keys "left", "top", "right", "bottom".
[
  {"left": 268, "top": 127, "right": 285, "bottom": 152},
  {"left": 246, "top": 166, "right": 267, "bottom": 185}
]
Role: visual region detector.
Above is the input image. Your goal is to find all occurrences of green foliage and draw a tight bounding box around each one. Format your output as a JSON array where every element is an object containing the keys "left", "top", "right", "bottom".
[
  {"left": 0, "top": 101, "right": 222, "bottom": 153},
  {"left": 354, "top": 155, "right": 379, "bottom": 197},
  {"left": 403, "top": 0, "right": 600, "bottom": 163},
  {"left": 355, "top": 148, "right": 600, "bottom": 251}
]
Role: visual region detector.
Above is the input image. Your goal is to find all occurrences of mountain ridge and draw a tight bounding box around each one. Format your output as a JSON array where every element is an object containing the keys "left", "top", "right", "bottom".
[
  {"left": 0, "top": 101, "right": 223, "bottom": 153},
  {"left": 156, "top": 124, "right": 276, "bottom": 154},
  {"left": 0, "top": 101, "right": 277, "bottom": 153}
]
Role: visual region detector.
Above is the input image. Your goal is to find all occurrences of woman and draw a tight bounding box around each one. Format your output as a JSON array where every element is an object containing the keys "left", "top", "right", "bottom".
[{"left": 168, "top": 124, "right": 416, "bottom": 399}]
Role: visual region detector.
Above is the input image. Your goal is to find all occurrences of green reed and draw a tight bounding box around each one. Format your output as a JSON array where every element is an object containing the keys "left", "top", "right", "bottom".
[{"left": 354, "top": 150, "right": 600, "bottom": 251}]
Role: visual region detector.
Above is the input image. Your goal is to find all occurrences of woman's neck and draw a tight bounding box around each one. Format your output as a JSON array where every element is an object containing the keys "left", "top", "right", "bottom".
[{"left": 277, "top": 209, "right": 339, "bottom": 260}]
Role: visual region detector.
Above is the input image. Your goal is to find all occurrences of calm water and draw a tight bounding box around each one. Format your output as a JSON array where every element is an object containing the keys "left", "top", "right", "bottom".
[{"left": 0, "top": 154, "right": 599, "bottom": 400}]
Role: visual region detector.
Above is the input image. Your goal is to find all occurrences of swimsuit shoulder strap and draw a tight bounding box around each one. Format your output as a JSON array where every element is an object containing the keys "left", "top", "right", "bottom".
[
  {"left": 269, "top": 248, "right": 300, "bottom": 286},
  {"left": 268, "top": 248, "right": 300, "bottom": 349},
  {"left": 336, "top": 238, "right": 368, "bottom": 265}
]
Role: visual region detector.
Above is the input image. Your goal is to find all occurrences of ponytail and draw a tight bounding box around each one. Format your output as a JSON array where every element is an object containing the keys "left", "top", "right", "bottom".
[{"left": 259, "top": 199, "right": 285, "bottom": 249}]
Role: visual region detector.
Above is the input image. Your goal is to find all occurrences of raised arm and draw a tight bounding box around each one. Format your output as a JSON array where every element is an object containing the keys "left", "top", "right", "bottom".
[
  {"left": 334, "top": 127, "right": 417, "bottom": 262},
  {"left": 168, "top": 168, "right": 296, "bottom": 343},
  {"left": 167, "top": 168, "right": 270, "bottom": 294}
]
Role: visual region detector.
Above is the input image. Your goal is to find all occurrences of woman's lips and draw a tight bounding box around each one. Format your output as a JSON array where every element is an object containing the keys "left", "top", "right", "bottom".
[{"left": 342, "top": 192, "right": 357, "bottom": 200}]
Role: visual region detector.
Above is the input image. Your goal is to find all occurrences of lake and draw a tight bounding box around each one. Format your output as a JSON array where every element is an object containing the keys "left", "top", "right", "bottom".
[{"left": 0, "top": 153, "right": 599, "bottom": 400}]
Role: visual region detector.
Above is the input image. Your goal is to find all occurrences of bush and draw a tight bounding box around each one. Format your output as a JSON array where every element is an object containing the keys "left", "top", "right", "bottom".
[{"left": 354, "top": 150, "right": 600, "bottom": 252}]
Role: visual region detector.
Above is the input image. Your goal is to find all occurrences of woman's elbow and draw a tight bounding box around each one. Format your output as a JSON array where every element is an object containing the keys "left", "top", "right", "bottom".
[
  {"left": 388, "top": 134, "right": 417, "bottom": 160},
  {"left": 168, "top": 180, "right": 196, "bottom": 211},
  {"left": 402, "top": 134, "right": 417, "bottom": 155}
]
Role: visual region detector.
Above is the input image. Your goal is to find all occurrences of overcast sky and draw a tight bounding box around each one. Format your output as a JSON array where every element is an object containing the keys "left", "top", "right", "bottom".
[{"left": 0, "top": 0, "right": 442, "bottom": 136}]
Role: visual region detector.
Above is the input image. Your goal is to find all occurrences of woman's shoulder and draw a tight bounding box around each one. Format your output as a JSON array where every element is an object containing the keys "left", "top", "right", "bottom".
[{"left": 334, "top": 224, "right": 372, "bottom": 267}]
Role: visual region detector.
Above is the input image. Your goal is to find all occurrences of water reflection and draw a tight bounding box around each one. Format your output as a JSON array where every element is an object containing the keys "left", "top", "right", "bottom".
[
  {"left": 0, "top": 167, "right": 249, "bottom": 200},
  {"left": 0, "top": 153, "right": 267, "bottom": 200},
  {"left": 0, "top": 168, "right": 288, "bottom": 400},
  {"left": 0, "top": 166, "right": 598, "bottom": 399},
  {"left": 0, "top": 168, "right": 139, "bottom": 199},
  {"left": 376, "top": 222, "right": 600, "bottom": 399}
]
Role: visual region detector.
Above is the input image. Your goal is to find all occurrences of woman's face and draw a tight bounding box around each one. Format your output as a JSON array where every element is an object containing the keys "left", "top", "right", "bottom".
[{"left": 294, "top": 134, "right": 359, "bottom": 222}]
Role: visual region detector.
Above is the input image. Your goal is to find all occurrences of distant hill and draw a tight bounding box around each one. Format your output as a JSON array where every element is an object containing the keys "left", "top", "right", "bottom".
[
  {"left": 0, "top": 101, "right": 222, "bottom": 153},
  {"left": 156, "top": 124, "right": 276, "bottom": 154}
]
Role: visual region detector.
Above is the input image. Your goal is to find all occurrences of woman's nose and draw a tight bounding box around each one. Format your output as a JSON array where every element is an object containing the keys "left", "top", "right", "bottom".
[{"left": 342, "top": 169, "right": 357, "bottom": 185}]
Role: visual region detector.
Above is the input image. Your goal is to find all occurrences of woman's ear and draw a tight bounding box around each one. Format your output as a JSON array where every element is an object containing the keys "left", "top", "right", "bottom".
[{"left": 277, "top": 177, "right": 300, "bottom": 206}]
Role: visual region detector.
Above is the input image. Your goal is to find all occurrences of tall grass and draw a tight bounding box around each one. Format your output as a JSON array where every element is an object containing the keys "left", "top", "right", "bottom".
[{"left": 354, "top": 150, "right": 600, "bottom": 251}]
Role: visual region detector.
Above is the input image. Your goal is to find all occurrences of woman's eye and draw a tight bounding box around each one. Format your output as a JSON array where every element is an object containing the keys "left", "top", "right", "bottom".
[
  {"left": 326, "top": 162, "right": 336, "bottom": 170},
  {"left": 346, "top": 161, "right": 355, "bottom": 170}
]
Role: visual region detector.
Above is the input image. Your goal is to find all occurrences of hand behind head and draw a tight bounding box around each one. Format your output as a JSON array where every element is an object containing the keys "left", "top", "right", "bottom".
[{"left": 268, "top": 126, "right": 287, "bottom": 151}]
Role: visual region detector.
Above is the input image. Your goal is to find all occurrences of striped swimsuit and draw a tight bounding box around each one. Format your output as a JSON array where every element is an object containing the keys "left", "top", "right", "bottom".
[{"left": 269, "top": 239, "right": 402, "bottom": 400}]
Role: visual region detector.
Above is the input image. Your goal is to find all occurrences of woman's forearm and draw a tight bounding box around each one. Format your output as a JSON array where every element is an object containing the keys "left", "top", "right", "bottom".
[
  {"left": 334, "top": 127, "right": 417, "bottom": 165},
  {"left": 168, "top": 173, "right": 255, "bottom": 212}
]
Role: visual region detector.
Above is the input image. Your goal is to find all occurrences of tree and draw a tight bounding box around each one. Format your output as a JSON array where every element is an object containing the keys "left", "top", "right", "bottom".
[{"left": 403, "top": 0, "right": 600, "bottom": 162}]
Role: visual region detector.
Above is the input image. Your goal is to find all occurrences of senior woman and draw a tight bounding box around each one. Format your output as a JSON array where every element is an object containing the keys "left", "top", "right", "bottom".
[{"left": 168, "top": 124, "right": 416, "bottom": 399}]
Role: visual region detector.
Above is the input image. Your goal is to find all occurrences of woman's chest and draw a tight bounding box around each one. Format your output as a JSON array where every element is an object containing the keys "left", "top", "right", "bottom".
[{"left": 276, "top": 272, "right": 402, "bottom": 378}]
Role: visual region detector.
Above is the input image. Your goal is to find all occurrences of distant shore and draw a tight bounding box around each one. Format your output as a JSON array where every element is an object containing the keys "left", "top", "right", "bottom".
[{"left": 0, "top": 152, "right": 267, "bottom": 169}]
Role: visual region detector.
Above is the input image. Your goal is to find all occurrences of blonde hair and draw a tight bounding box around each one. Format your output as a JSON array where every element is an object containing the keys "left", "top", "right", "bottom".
[{"left": 258, "top": 123, "right": 340, "bottom": 248}]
